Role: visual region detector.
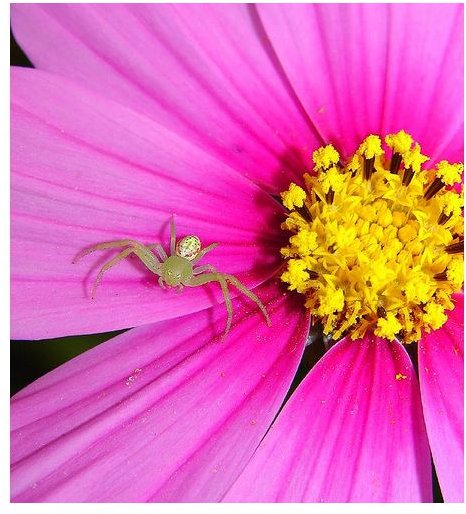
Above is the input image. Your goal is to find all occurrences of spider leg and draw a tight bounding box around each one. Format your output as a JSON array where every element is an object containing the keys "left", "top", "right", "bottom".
[
  {"left": 91, "top": 245, "right": 162, "bottom": 298},
  {"left": 75, "top": 239, "right": 161, "bottom": 272},
  {"left": 223, "top": 274, "right": 271, "bottom": 327},
  {"left": 191, "top": 243, "right": 219, "bottom": 265},
  {"left": 91, "top": 247, "right": 134, "bottom": 299},
  {"left": 158, "top": 276, "right": 166, "bottom": 289},
  {"left": 73, "top": 239, "right": 139, "bottom": 263},
  {"left": 216, "top": 275, "right": 232, "bottom": 338},
  {"left": 170, "top": 216, "right": 176, "bottom": 255},
  {"left": 148, "top": 243, "right": 168, "bottom": 261},
  {"left": 192, "top": 264, "right": 215, "bottom": 275},
  {"left": 184, "top": 272, "right": 233, "bottom": 339},
  {"left": 90, "top": 244, "right": 162, "bottom": 298}
]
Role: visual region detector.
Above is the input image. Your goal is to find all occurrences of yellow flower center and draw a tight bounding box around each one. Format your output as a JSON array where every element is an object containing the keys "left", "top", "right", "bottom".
[{"left": 280, "top": 131, "right": 464, "bottom": 343}]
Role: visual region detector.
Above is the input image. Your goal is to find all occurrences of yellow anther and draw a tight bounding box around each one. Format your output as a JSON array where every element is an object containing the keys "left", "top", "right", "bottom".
[
  {"left": 312, "top": 144, "right": 340, "bottom": 171},
  {"left": 347, "top": 154, "right": 361, "bottom": 174},
  {"left": 320, "top": 166, "right": 345, "bottom": 194},
  {"left": 442, "top": 190, "right": 464, "bottom": 217},
  {"left": 281, "top": 259, "right": 310, "bottom": 293},
  {"left": 357, "top": 135, "right": 383, "bottom": 159},
  {"left": 385, "top": 130, "right": 413, "bottom": 154},
  {"left": 423, "top": 303, "right": 447, "bottom": 330},
  {"left": 281, "top": 211, "right": 308, "bottom": 233},
  {"left": 281, "top": 183, "right": 307, "bottom": 210},
  {"left": 316, "top": 286, "right": 344, "bottom": 317},
  {"left": 402, "top": 143, "right": 429, "bottom": 173},
  {"left": 375, "top": 312, "right": 402, "bottom": 341},
  {"left": 404, "top": 276, "right": 432, "bottom": 303},
  {"left": 446, "top": 258, "right": 464, "bottom": 288},
  {"left": 436, "top": 161, "right": 464, "bottom": 186},
  {"left": 290, "top": 228, "right": 319, "bottom": 255}
]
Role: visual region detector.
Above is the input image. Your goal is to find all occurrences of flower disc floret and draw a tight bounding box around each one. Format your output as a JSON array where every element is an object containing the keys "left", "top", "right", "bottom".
[{"left": 280, "top": 132, "right": 464, "bottom": 343}]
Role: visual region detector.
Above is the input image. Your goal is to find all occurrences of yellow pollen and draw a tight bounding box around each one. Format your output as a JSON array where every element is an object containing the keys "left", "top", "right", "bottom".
[
  {"left": 279, "top": 132, "right": 464, "bottom": 344},
  {"left": 446, "top": 258, "right": 464, "bottom": 287},
  {"left": 281, "top": 183, "right": 306, "bottom": 210},
  {"left": 402, "top": 143, "right": 429, "bottom": 173},
  {"left": 375, "top": 312, "right": 402, "bottom": 340},
  {"left": 385, "top": 130, "right": 413, "bottom": 155},
  {"left": 395, "top": 373, "right": 408, "bottom": 380},
  {"left": 357, "top": 134, "right": 383, "bottom": 159},
  {"left": 312, "top": 144, "right": 340, "bottom": 171},
  {"left": 281, "top": 259, "right": 310, "bottom": 293},
  {"left": 442, "top": 190, "right": 464, "bottom": 217},
  {"left": 422, "top": 303, "right": 447, "bottom": 331},
  {"left": 436, "top": 161, "right": 464, "bottom": 186}
]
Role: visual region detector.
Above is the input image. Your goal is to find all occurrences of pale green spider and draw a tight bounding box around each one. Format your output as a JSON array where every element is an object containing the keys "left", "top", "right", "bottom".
[{"left": 73, "top": 216, "right": 271, "bottom": 338}]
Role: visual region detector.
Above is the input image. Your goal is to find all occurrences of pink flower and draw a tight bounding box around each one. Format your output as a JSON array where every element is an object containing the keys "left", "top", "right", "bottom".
[{"left": 11, "top": 3, "right": 463, "bottom": 502}]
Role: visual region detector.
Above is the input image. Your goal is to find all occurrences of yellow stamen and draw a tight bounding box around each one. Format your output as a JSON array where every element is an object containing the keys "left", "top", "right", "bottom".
[
  {"left": 385, "top": 130, "right": 413, "bottom": 155},
  {"left": 436, "top": 161, "right": 464, "bottom": 186},
  {"left": 279, "top": 132, "right": 464, "bottom": 344},
  {"left": 281, "top": 183, "right": 306, "bottom": 210},
  {"left": 375, "top": 312, "right": 402, "bottom": 340},
  {"left": 402, "top": 143, "right": 429, "bottom": 174},
  {"left": 357, "top": 134, "right": 383, "bottom": 159},
  {"left": 312, "top": 144, "right": 340, "bottom": 171}
]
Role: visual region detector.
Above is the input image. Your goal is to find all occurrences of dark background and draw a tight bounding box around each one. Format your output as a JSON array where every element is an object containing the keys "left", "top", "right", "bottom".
[{"left": 10, "top": 29, "right": 444, "bottom": 502}]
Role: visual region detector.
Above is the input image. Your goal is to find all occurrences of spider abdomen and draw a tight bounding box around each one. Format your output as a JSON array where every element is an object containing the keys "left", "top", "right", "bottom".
[{"left": 176, "top": 235, "right": 201, "bottom": 261}]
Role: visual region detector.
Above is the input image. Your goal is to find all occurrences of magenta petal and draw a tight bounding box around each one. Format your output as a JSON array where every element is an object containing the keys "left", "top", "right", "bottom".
[
  {"left": 224, "top": 334, "right": 432, "bottom": 502},
  {"left": 418, "top": 294, "right": 464, "bottom": 502},
  {"left": 11, "top": 67, "right": 285, "bottom": 339},
  {"left": 257, "top": 3, "right": 463, "bottom": 162},
  {"left": 11, "top": 3, "right": 319, "bottom": 191},
  {"left": 11, "top": 280, "right": 309, "bottom": 502}
]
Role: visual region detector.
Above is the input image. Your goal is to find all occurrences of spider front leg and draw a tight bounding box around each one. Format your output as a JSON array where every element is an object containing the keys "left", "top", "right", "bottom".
[
  {"left": 91, "top": 247, "right": 134, "bottom": 299},
  {"left": 148, "top": 243, "right": 168, "bottom": 261},
  {"left": 191, "top": 243, "right": 219, "bottom": 265},
  {"left": 170, "top": 215, "right": 176, "bottom": 255},
  {"left": 74, "top": 239, "right": 162, "bottom": 298},
  {"left": 72, "top": 239, "right": 141, "bottom": 263},
  {"left": 92, "top": 245, "right": 162, "bottom": 298}
]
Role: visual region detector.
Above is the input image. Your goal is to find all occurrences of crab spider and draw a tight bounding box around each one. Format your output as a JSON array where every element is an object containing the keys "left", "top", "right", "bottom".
[{"left": 73, "top": 216, "right": 271, "bottom": 338}]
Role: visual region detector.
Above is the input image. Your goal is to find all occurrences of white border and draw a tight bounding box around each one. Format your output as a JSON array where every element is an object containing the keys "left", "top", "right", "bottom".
[{"left": 5, "top": 0, "right": 465, "bottom": 512}]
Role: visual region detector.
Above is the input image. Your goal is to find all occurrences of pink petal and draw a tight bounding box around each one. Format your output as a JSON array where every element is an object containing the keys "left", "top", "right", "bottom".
[
  {"left": 12, "top": 67, "right": 285, "bottom": 339},
  {"left": 11, "top": 280, "right": 309, "bottom": 502},
  {"left": 418, "top": 294, "right": 464, "bottom": 502},
  {"left": 11, "top": 3, "right": 319, "bottom": 191},
  {"left": 224, "top": 333, "right": 432, "bottom": 502},
  {"left": 257, "top": 3, "right": 463, "bottom": 162}
]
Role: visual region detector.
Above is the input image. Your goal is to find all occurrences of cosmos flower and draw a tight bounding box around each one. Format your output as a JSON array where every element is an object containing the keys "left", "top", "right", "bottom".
[{"left": 10, "top": 3, "right": 463, "bottom": 503}]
